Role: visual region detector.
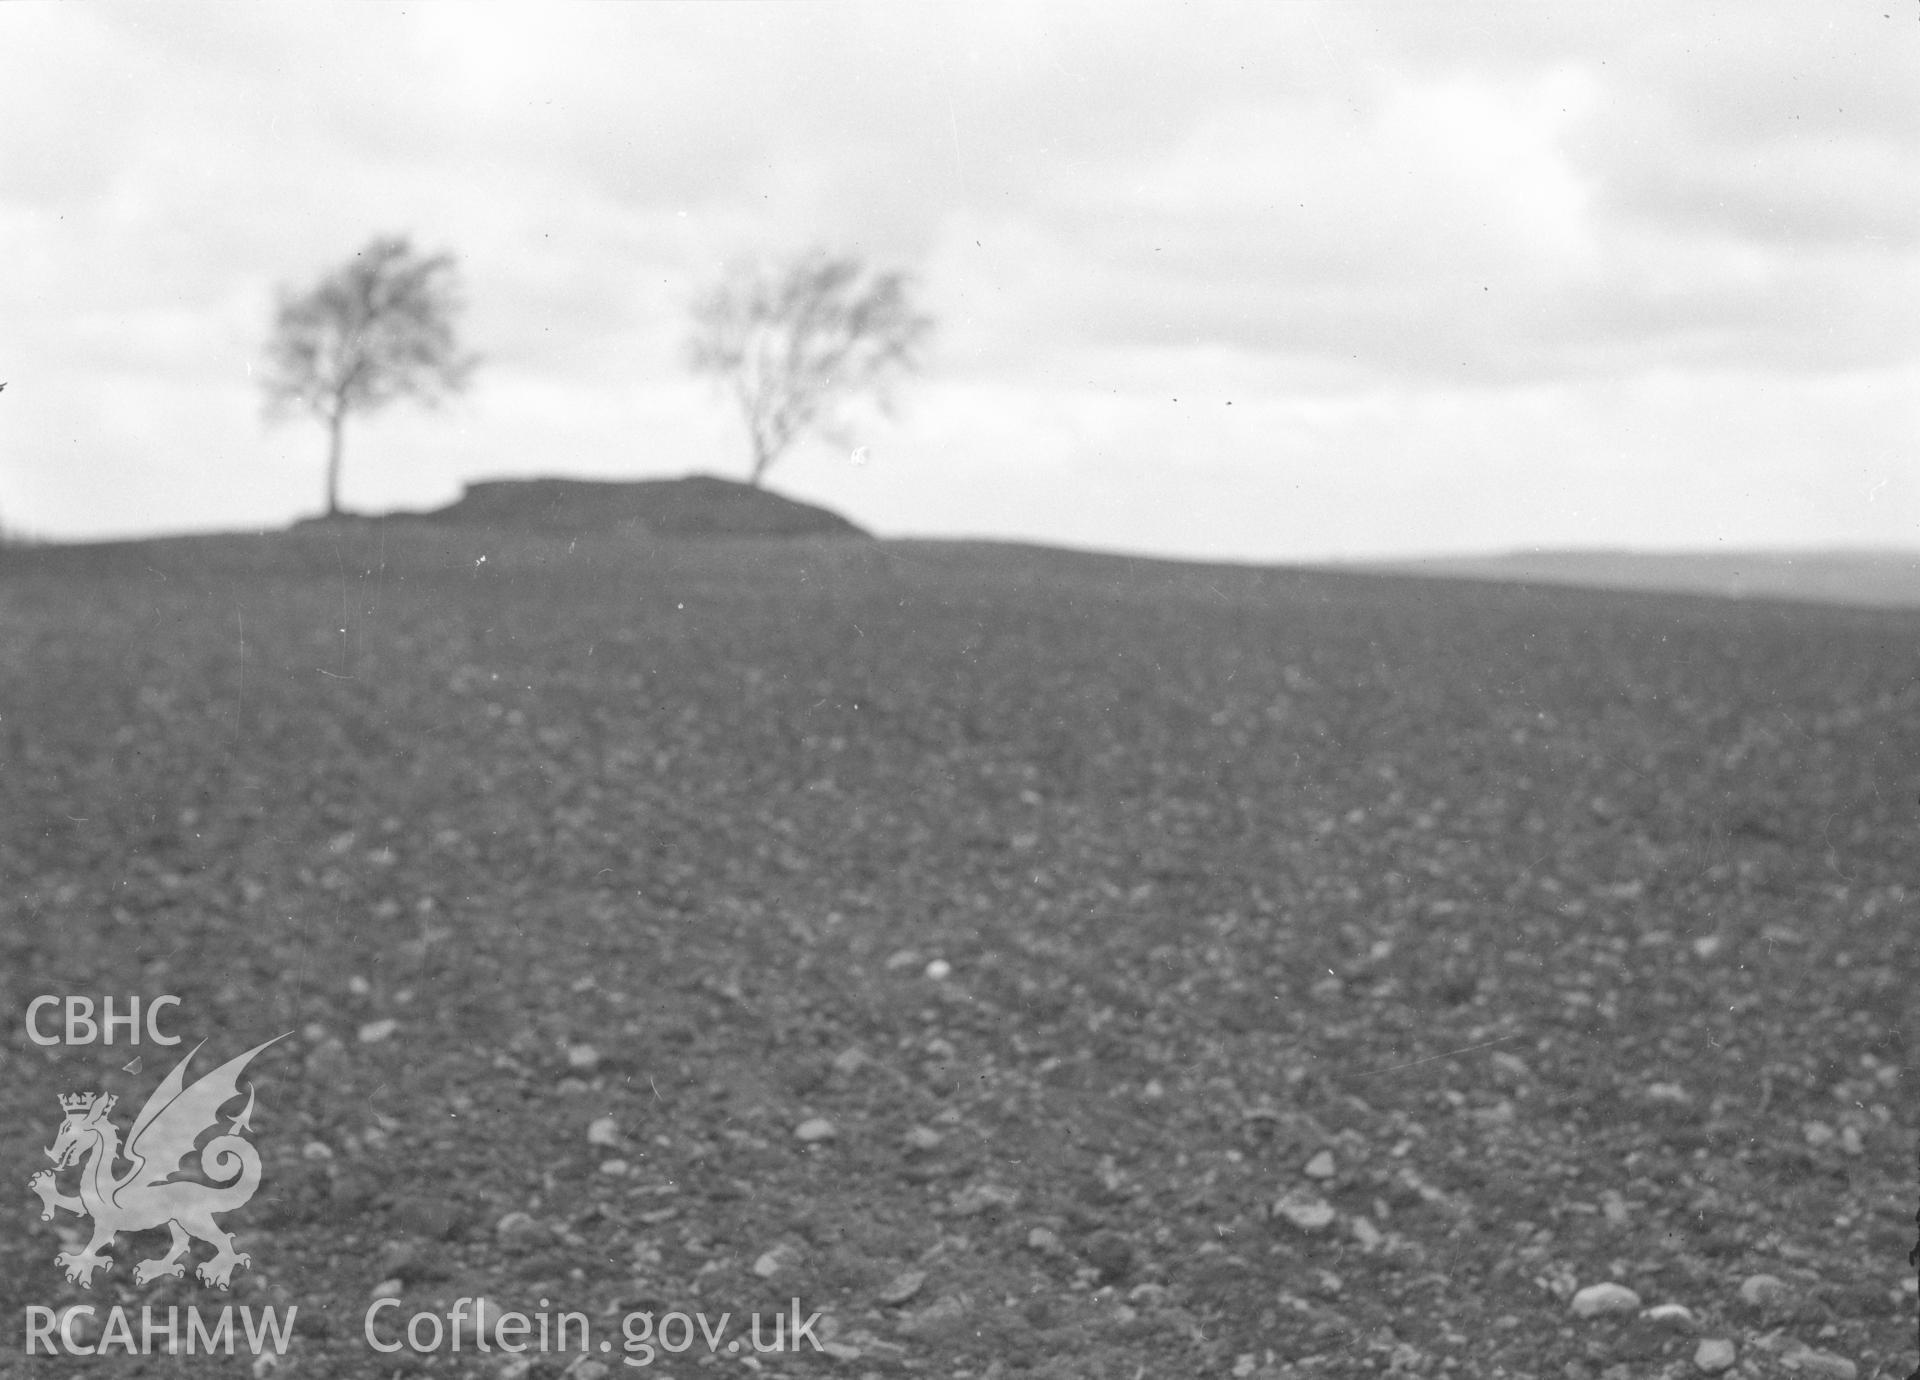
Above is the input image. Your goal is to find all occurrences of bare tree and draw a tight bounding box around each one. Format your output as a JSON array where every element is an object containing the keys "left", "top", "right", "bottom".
[
  {"left": 688, "top": 249, "right": 933, "bottom": 486},
  {"left": 262, "top": 235, "right": 477, "bottom": 518}
]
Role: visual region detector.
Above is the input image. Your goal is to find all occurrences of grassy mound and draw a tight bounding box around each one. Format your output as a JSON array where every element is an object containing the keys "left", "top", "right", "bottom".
[{"left": 413, "top": 474, "right": 869, "bottom": 539}]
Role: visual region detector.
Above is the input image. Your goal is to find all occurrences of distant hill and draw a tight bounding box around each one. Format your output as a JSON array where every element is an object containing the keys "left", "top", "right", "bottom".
[
  {"left": 1369, "top": 548, "right": 1920, "bottom": 610},
  {"left": 313, "top": 475, "right": 869, "bottom": 539}
]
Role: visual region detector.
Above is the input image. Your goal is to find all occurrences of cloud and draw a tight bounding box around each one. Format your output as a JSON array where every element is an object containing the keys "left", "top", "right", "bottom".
[{"left": 0, "top": 2, "right": 1914, "bottom": 555}]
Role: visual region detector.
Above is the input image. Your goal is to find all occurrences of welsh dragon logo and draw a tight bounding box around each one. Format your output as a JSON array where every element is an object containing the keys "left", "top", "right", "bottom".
[{"left": 28, "top": 1036, "right": 286, "bottom": 1290}]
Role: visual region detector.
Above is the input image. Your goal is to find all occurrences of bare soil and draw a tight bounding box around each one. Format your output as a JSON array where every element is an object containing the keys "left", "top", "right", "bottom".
[{"left": 1, "top": 528, "right": 1911, "bottom": 1378}]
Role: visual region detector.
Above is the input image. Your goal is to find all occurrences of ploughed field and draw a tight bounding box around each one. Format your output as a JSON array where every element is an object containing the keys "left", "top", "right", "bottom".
[{"left": 0, "top": 527, "right": 1911, "bottom": 1378}]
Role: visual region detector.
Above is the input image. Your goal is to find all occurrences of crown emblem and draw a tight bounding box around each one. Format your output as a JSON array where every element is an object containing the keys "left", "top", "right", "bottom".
[{"left": 59, "top": 1093, "right": 96, "bottom": 1113}]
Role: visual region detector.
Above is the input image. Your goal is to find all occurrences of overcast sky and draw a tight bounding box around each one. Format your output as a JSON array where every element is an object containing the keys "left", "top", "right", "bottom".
[{"left": 2, "top": 3, "right": 1915, "bottom": 560}]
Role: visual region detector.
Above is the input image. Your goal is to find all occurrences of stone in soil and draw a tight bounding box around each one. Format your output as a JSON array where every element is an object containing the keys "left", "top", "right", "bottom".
[
  {"left": 456, "top": 1297, "right": 506, "bottom": 1345},
  {"left": 753, "top": 1245, "right": 798, "bottom": 1278},
  {"left": 394, "top": 1195, "right": 464, "bottom": 1241},
  {"left": 376, "top": 1241, "right": 423, "bottom": 1281},
  {"left": 1273, "top": 1190, "right": 1336, "bottom": 1233},
  {"left": 1778, "top": 1345, "right": 1857, "bottom": 1379},
  {"left": 1693, "top": 1338, "right": 1736, "bottom": 1373},
  {"left": 896, "top": 1294, "right": 967, "bottom": 1337},
  {"left": 1082, "top": 1230, "right": 1134, "bottom": 1282},
  {"left": 1569, "top": 1282, "right": 1641, "bottom": 1318},
  {"left": 495, "top": 1211, "right": 545, "bottom": 1250},
  {"left": 794, "top": 1117, "right": 836, "bottom": 1142},
  {"left": 1738, "top": 1273, "right": 1788, "bottom": 1308},
  {"left": 566, "top": 1043, "right": 601, "bottom": 1072},
  {"left": 1303, "top": 1150, "right": 1336, "bottom": 1179},
  {"left": 832, "top": 1046, "right": 868, "bottom": 1075},
  {"left": 878, "top": 1269, "right": 927, "bottom": 1305},
  {"left": 950, "top": 1182, "right": 1020, "bottom": 1217}
]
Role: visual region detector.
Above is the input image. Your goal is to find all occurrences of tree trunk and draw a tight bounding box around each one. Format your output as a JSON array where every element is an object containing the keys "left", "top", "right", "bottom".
[
  {"left": 747, "top": 434, "right": 769, "bottom": 488},
  {"left": 325, "top": 409, "right": 346, "bottom": 517}
]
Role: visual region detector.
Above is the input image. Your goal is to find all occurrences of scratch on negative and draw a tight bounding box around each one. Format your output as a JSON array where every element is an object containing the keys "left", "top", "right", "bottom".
[{"left": 1355, "top": 1033, "right": 1523, "bottom": 1079}]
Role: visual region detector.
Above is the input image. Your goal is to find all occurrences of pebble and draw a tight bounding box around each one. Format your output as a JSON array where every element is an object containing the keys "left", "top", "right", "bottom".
[
  {"left": 794, "top": 1117, "right": 836, "bottom": 1142},
  {"left": 566, "top": 1043, "right": 601, "bottom": 1073},
  {"left": 1273, "top": 1190, "right": 1336, "bottom": 1233},
  {"left": 1691, "top": 935, "right": 1723, "bottom": 959},
  {"left": 1780, "top": 1346, "right": 1856, "bottom": 1379},
  {"left": 1489, "top": 1051, "right": 1531, "bottom": 1081},
  {"left": 1350, "top": 1215, "right": 1384, "bottom": 1250},
  {"left": 495, "top": 1211, "right": 543, "bottom": 1249},
  {"left": 303, "top": 1038, "right": 351, "bottom": 1079},
  {"left": 1027, "top": 1227, "right": 1061, "bottom": 1253},
  {"left": 1083, "top": 1230, "right": 1134, "bottom": 1282},
  {"left": 832, "top": 1046, "right": 867, "bottom": 1075},
  {"left": 586, "top": 1116, "right": 621, "bottom": 1147},
  {"left": 370, "top": 1277, "right": 404, "bottom": 1299},
  {"left": 357, "top": 1018, "right": 399, "bottom": 1044},
  {"left": 598, "top": 1158, "right": 629, "bottom": 1176},
  {"left": 949, "top": 1182, "right": 1019, "bottom": 1216},
  {"left": 1693, "top": 1338, "right": 1736, "bottom": 1372},
  {"left": 903, "top": 1125, "right": 944, "bottom": 1152},
  {"left": 1838, "top": 1125, "right": 1863, "bottom": 1155},
  {"left": 1645, "top": 1082, "right": 1692, "bottom": 1105},
  {"left": 1569, "top": 1282, "right": 1641, "bottom": 1318},
  {"left": 1645, "top": 1303, "right": 1696, "bottom": 1327},
  {"left": 1303, "top": 1150, "right": 1336, "bottom": 1180},
  {"left": 394, "top": 1196, "right": 463, "bottom": 1241},
  {"left": 375, "top": 1241, "right": 421, "bottom": 1281},
  {"left": 1738, "top": 1273, "right": 1788, "bottom": 1308},
  {"left": 878, "top": 1269, "right": 927, "bottom": 1305},
  {"left": 925, "top": 959, "right": 951, "bottom": 980},
  {"left": 1802, "top": 1120, "right": 1836, "bottom": 1148},
  {"left": 456, "top": 1297, "right": 505, "bottom": 1345},
  {"left": 896, "top": 1294, "right": 967, "bottom": 1336},
  {"left": 753, "top": 1245, "right": 797, "bottom": 1278}
]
